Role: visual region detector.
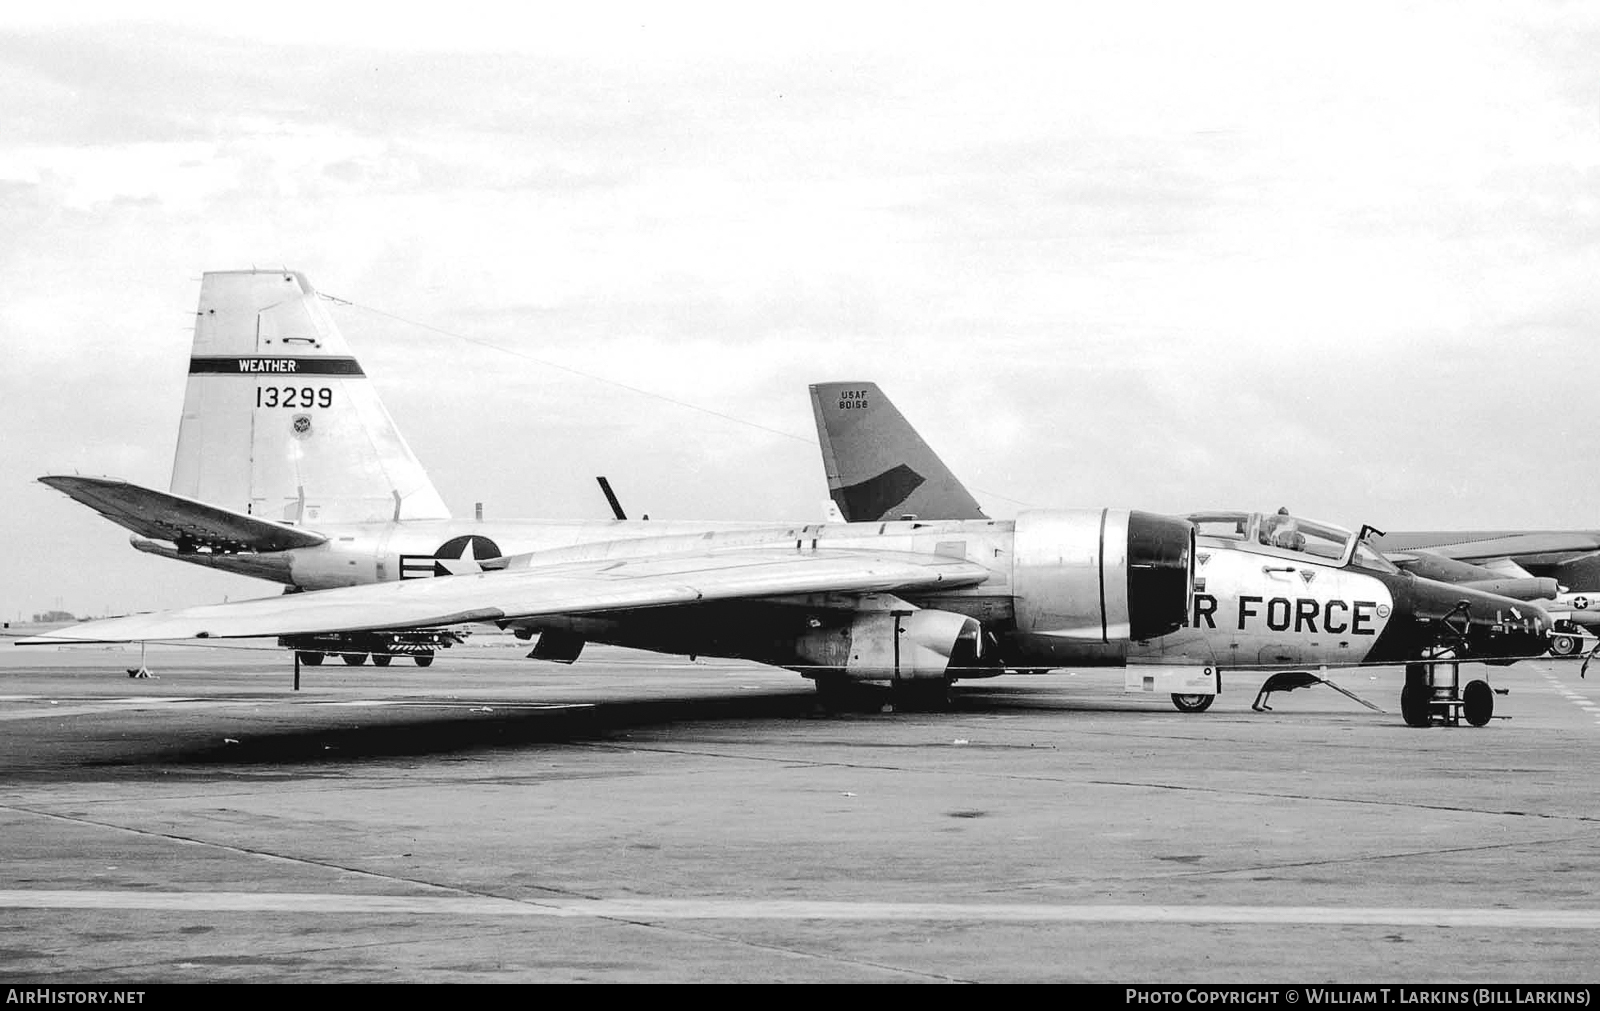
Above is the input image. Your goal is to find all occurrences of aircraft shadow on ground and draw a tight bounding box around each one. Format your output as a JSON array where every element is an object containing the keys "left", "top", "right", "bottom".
[
  {"left": 89, "top": 684, "right": 1094, "bottom": 769},
  {"left": 150, "top": 692, "right": 818, "bottom": 768}
]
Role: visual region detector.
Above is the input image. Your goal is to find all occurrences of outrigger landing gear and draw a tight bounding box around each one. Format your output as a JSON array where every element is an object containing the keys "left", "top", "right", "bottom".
[
  {"left": 125, "top": 641, "right": 153, "bottom": 679},
  {"left": 1401, "top": 657, "right": 1498, "bottom": 728}
]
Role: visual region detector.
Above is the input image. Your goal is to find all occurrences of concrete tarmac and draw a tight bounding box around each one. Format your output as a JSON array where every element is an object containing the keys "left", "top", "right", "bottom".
[{"left": 3, "top": 633, "right": 1599, "bottom": 983}]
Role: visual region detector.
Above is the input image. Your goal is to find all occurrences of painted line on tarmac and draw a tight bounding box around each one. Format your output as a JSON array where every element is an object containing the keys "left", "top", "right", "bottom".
[
  {"left": 1537, "top": 671, "right": 1599, "bottom": 726},
  {"left": 5, "top": 890, "right": 1600, "bottom": 928},
  {"left": 309, "top": 701, "right": 593, "bottom": 711},
  {"left": 0, "top": 699, "right": 242, "bottom": 722},
  {"left": 0, "top": 696, "right": 593, "bottom": 719}
]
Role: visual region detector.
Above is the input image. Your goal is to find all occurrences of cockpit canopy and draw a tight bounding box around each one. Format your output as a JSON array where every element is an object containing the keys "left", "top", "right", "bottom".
[{"left": 1186, "top": 510, "right": 1396, "bottom": 573}]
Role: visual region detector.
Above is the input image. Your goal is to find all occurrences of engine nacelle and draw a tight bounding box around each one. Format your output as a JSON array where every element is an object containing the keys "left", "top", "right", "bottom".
[
  {"left": 794, "top": 608, "right": 983, "bottom": 682},
  {"left": 1013, "top": 508, "right": 1193, "bottom": 643},
  {"left": 1457, "top": 577, "right": 1560, "bottom": 602}
]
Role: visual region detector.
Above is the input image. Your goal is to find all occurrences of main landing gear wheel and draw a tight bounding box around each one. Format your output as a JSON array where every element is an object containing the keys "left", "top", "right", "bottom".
[
  {"left": 1171, "top": 693, "right": 1214, "bottom": 713},
  {"left": 1463, "top": 679, "right": 1494, "bottom": 727},
  {"left": 1550, "top": 633, "right": 1581, "bottom": 658},
  {"left": 413, "top": 653, "right": 435, "bottom": 667},
  {"left": 371, "top": 653, "right": 393, "bottom": 667},
  {"left": 296, "top": 651, "right": 324, "bottom": 667},
  {"left": 341, "top": 652, "right": 367, "bottom": 666}
]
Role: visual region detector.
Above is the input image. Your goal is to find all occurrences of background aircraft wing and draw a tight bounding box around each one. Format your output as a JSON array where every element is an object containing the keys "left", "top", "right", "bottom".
[
  {"left": 1377, "top": 530, "right": 1600, "bottom": 565},
  {"left": 19, "top": 548, "right": 992, "bottom": 644},
  {"left": 39, "top": 475, "right": 327, "bottom": 552}
]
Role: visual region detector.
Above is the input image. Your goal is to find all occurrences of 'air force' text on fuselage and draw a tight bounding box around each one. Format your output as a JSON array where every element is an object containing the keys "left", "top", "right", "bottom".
[{"left": 1192, "top": 594, "right": 1384, "bottom": 635}]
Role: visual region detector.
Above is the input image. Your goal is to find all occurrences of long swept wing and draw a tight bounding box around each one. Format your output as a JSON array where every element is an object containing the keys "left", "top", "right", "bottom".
[
  {"left": 39, "top": 475, "right": 327, "bottom": 552},
  {"left": 20, "top": 548, "right": 991, "bottom": 644},
  {"left": 1378, "top": 530, "right": 1600, "bottom": 565}
]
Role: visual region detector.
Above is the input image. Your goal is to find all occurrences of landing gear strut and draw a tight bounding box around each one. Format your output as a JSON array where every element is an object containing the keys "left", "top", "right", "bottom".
[
  {"left": 891, "top": 679, "right": 952, "bottom": 712},
  {"left": 811, "top": 675, "right": 881, "bottom": 714}
]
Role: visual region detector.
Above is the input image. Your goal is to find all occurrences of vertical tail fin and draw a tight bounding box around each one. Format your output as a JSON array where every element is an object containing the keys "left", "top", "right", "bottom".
[
  {"left": 809, "top": 381, "right": 986, "bottom": 523},
  {"left": 170, "top": 270, "right": 451, "bottom": 525}
]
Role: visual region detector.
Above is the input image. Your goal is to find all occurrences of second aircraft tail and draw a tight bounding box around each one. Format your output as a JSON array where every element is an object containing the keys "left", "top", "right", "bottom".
[{"left": 809, "top": 381, "right": 986, "bottom": 523}]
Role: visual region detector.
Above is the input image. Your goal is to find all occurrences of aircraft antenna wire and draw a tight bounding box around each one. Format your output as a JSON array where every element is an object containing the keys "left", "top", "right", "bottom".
[
  {"left": 317, "top": 292, "right": 1038, "bottom": 511},
  {"left": 319, "top": 292, "right": 813, "bottom": 444}
]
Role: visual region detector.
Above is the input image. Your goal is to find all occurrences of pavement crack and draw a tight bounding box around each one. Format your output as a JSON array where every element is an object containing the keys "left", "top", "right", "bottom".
[
  {"left": 1085, "top": 779, "right": 1600, "bottom": 822},
  {"left": 0, "top": 802, "right": 597, "bottom": 904},
  {"left": 0, "top": 803, "right": 967, "bottom": 980},
  {"left": 1152, "top": 832, "right": 1594, "bottom": 880}
]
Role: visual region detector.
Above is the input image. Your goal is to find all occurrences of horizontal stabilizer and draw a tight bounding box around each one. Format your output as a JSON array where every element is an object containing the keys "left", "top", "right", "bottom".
[
  {"left": 39, "top": 475, "right": 327, "bottom": 553},
  {"left": 18, "top": 547, "right": 990, "bottom": 644}
]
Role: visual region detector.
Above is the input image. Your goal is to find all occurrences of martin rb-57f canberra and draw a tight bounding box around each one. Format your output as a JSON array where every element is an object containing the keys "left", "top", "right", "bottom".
[
  {"left": 25, "top": 272, "right": 1551, "bottom": 721},
  {"left": 810, "top": 380, "right": 1600, "bottom": 662},
  {"left": 808, "top": 381, "right": 1554, "bottom": 720}
]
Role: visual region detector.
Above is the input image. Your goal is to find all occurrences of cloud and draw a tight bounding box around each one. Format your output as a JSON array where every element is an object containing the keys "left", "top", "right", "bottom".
[{"left": 5, "top": 4, "right": 1600, "bottom": 619}]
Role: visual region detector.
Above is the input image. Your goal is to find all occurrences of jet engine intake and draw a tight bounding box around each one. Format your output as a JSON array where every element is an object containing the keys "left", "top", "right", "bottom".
[
  {"left": 794, "top": 608, "right": 984, "bottom": 682},
  {"left": 1013, "top": 508, "right": 1194, "bottom": 643}
]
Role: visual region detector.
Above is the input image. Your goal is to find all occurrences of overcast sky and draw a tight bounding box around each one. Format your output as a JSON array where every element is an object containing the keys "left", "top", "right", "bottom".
[{"left": 3, "top": 2, "right": 1598, "bottom": 621}]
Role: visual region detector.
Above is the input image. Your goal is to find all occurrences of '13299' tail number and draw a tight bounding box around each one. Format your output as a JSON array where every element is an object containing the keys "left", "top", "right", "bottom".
[{"left": 257, "top": 387, "right": 333, "bottom": 408}]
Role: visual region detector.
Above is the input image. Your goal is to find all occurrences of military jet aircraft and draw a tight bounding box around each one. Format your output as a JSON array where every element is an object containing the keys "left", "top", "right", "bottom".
[
  {"left": 22, "top": 273, "right": 1550, "bottom": 720},
  {"left": 808, "top": 381, "right": 1554, "bottom": 718},
  {"left": 810, "top": 380, "right": 1600, "bottom": 660}
]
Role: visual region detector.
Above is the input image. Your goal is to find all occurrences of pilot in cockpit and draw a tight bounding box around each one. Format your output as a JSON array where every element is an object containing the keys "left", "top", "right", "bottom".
[{"left": 1259, "top": 507, "right": 1306, "bottom": 551}]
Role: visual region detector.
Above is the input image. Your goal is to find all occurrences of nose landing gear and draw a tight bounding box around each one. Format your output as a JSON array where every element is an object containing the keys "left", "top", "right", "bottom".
[{"left": 1401, "top": 656, "right": 1500, "bottom": 727}]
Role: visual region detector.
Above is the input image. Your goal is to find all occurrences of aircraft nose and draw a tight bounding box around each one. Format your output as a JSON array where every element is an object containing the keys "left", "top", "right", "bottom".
[{"left": 1400, "top": 574, "right": 1550, "bottom": 661}]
